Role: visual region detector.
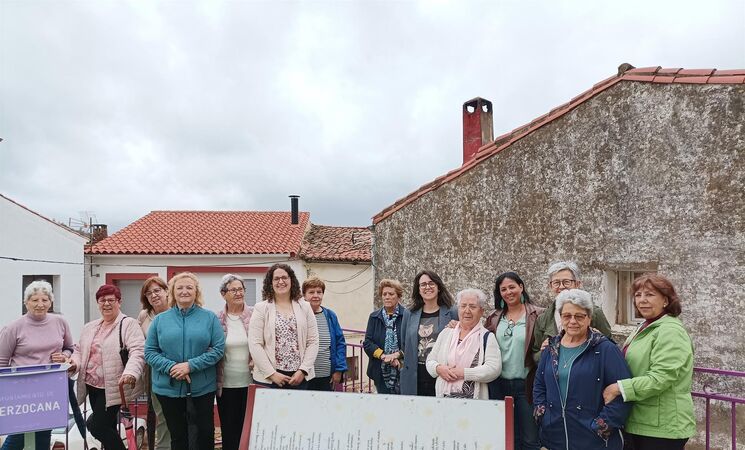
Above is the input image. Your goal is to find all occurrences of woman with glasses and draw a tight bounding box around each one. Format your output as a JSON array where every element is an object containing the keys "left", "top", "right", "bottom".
[
  {"left": 400, "top": 270, "right": 458, "bottom": 396},
  {"left": 137, "top": 276, "right": 171, "bottom": 450},
  {"left": 144, "top": 272, "right": 225, "bottom": 450},
  {"left": 69, "top": 284, "right": 145, "bottom": 450},
  {"left": 484, "top": 272, "right": 543, "bottom": 450},
  {"left": 533, "top": 289, "right": 631, "bottom": 450},
  {"left": 214, "top": 274, "right": 253, "bottom": 450},
  {"left": 248, "top": 263, "right": 319, "bottom": 390}
]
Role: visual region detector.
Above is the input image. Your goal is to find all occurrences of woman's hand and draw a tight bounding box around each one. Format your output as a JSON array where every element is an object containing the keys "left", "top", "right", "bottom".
[
  {"left": 436, "top": 364, "right": 459, "bottom": 382},
  {"left": 450, "top": 367, "right": 465, "bottom": 380},
  {"left": 67, "top": 362, "right": 77, "bottom": 375},
  {"left": 118, "top": 374, "right": 136, "bottom": 388},
  {"left": 381, "top": 353, "right": 398, "bottom": 364},
  {"left": 603, "top": 383, "right": 621, "bottom": 404},
  {"left": 390, "top": 358, "right": 401, "bottom": 369},
  {"left": 446, "top": 320, "right": 459, "bottom": 329},
  {"left": 269, "top": 372, "right": 292, "bottom": 387},
  {"left": 50, "top": 352, "right": 67, "bottom": 363},
  {"left": 288, "top": 370, "right": 306, "bottom": 386},
  {"left": 169, "top": 362, "right": 191, "bottom": 380},
  {"left": 331, "top": 372, "right": 342, "bottom": 385}
]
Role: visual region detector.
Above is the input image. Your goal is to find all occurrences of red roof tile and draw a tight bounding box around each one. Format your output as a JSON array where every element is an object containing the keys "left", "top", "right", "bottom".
[
  {"left": 372, "top": 65, "right": 745, "bottom": 224},
  {"left": 89, "top": 211, "right": 309, "bottom": 255},
  {"left": 299, "top": 225, "right": 372, "bottom": 263}
]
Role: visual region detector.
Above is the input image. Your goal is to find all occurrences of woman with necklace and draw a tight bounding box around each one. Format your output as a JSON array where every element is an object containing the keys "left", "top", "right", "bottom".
[
  {"left": 484, "top": 272, "right": 544, "bottom": 450},
  {"left": 215, "top": 274, "right": 253, "bottom": 450},
  {"left": 248, "top": 263, "right": 319, "bottom": 390},
  {"left": 364, "top": 279, "right": 406, "bottom": 394},
  {"left": 533, "top": 289, "right": 631, "bottom": 450},
  {"left": 400, "top": 270, "right": 458, "bottom": 396}
]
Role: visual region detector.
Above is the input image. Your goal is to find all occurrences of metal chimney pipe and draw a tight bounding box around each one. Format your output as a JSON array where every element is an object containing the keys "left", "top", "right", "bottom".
[{"left": 289, "top": 195, "right": 299, "bottom": 225}]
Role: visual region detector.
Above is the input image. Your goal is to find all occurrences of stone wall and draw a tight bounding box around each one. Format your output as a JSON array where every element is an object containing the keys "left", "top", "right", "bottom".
[{"left": 373, "top": 81, "right": 745, "bottom": 372}]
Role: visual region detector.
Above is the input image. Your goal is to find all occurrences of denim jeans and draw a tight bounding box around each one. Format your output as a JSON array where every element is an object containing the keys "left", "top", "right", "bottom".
[
  {"left": 1, "top": 431, "right": 52, "bottom": 450},
  {"left": 492, "top": 378, "right": 540, "bottom": 450}
]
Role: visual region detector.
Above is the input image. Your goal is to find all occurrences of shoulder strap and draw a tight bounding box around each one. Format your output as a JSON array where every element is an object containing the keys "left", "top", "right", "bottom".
[
  {"left": 483, "top": 330, "right": 491, "bottom": 352},
  {"left": 119, "top": 316, "right": 131, "bottom": 350}
]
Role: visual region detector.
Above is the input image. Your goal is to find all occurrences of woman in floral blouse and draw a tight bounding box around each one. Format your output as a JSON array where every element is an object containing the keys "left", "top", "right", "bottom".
[{"left": 248, "top": 264, "right": 319, "bottom": 389}]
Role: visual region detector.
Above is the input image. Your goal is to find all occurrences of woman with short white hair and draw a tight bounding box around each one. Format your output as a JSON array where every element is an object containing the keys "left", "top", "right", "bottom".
[
  {"left": 425, "top": 289, "right": 501, "bottom": 399},
  {"left": 0, "top": 281, "right": 73, "bottom": 450},
  {"left": 533, "top": 289, "right": 631, "bottom": 450}
]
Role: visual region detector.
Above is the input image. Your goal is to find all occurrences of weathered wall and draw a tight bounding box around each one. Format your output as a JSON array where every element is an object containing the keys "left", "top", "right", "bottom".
[
  {"left": 303, "top": 262, "right": 374, "bottom": 331},
  {"left": 374, "top": 81, "right": 745, "bottom": 373}
]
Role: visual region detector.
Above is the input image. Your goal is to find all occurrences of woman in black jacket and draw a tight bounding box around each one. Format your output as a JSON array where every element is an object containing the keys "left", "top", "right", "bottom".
[{"left": 363, "top": 279, "right": 406, "bottom": 394}]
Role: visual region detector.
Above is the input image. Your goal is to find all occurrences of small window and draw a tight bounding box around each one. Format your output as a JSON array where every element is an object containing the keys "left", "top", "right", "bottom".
[
  {"left": 616, "top": 271, "right": 650, "bottom": 324},
  {"left": 21, "top": 275, "right": 57, "bottom": 314},
  {"left": 602, "top": 266, "right": 657, "bottom": 326},
  {"left": 243, "top": 278, "right": 258, "bottom": 306}
]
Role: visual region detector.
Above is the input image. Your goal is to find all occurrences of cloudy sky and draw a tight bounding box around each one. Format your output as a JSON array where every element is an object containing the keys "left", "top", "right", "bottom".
[{"left": 1, "top": 0, "right": 743, "bottom": 232}]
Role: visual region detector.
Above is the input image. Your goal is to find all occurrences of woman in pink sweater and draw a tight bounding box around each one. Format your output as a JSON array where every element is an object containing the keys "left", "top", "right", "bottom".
[
  {"left": 69, "top": 285, "right": 145, "bottom": 450},
  {"left": 0, "top": 280, "right": 73, "bottom": 450}
]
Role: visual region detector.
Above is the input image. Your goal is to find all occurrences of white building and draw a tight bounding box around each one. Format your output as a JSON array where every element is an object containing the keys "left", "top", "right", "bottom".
[{"left": 0, "top": 194, "right": 88, "bottom": 338}]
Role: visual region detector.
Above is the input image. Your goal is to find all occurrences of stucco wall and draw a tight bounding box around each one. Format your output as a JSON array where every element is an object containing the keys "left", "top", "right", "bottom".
[
  {"left": 303, "top": 262, "right": 374, "bottom": 332},
  {"left": 0, "top": 198, "right": 88, "bottom": 338},
  {"left": 374, "top": 81, "right": 745, "bottom": 372}
]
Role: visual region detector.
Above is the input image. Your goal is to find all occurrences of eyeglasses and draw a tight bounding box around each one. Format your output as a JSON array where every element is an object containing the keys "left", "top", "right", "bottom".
[
  {"left": 225, "top": 288, "right": 245, "bottom": 295},
  {"left": 97, "top": 297, "right": 118, "bottom": 305},
  {"left": 504, "top": 319, "right": 515, "bottom": 337},
  {"left": 273, "top": 276, "right": 290, "bottom": 283},
  {"left": 145, "top": 288, "right": 163, "bottom": 297},
  {"left": 550, "top": 279, "right": 577, "bottom": 289},
  {"left": 560, "top": 313, "right": 588, "bottom": 322},
  {"left": 419, "top": 281, "right": 437, "bottom": 289}
]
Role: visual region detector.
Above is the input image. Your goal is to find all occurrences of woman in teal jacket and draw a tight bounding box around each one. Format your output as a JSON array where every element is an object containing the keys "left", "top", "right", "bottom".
[
  {"left": 602, "top": 274, "right": 695, "bottom": 450},
  {"left": 145, "top": 272, "right": 225, "bottom": 450}
]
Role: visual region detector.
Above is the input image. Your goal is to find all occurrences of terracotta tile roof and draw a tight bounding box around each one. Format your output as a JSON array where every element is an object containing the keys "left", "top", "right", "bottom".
[
  {"left": 299, "top": 224, "right": 372, "bottom": 263},
  {"left": 88, "top": 211, "right": 310, "bottom": 255},
  {"left": 372, "top": 65, "right": 745, "bottom": 224},
  {"left": 1, "top": 193, "right": 88, "bottom": 240}
]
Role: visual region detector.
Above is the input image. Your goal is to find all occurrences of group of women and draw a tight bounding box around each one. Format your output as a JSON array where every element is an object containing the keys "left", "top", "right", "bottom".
[
  {"left": 363, "top": 264, "right": 695, "bottom": 450},
  {"left": 0, "top": 263, "right": 346, "bottom": 450}
]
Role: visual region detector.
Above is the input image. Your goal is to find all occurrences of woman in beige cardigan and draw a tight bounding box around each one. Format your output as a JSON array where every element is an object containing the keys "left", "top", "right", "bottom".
[{"left": 248, "top": 264, "right": 318, "bottom": 389}]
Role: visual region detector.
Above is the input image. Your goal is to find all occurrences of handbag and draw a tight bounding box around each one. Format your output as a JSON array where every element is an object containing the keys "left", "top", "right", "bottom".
[{"left": 119, "top": 317, "right": 130, "bottom": 366}]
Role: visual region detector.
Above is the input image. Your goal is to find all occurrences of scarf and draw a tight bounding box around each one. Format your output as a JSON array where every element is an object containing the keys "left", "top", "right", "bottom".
[
  {"left": 381, "top": 308, "right": 400, "bottom": 393},
  {"left": 443, "top": 322, "right": 485, "bottom": 396}
]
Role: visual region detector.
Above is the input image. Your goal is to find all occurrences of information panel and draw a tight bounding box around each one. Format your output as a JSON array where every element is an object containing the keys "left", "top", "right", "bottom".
[
  {"left": 240, "top": 386, "right": 513, "bottom": 450},
  {"left": 0, "top": 364, "right": 70, "bottom": 435}
]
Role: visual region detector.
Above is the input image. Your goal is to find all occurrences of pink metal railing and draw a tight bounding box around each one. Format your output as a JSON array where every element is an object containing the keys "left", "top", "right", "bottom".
[
  {"left": 341, "top": 328, "right": 374, "bottom": 393},
  {"left": 692, "top": 367, "right": 745, "bottom": 450}
]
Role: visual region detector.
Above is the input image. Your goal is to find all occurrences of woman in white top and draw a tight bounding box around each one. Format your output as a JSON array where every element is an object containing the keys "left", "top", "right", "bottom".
[
  {"left": 426, "top": 289, "right": 501, "bottom": 399},
  {"left": 215, "top": 274, "right": 253, "bottom": 450}
]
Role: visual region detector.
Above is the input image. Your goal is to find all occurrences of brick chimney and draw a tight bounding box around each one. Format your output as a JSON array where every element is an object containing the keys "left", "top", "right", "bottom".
[
  {"left": 90, "top": 224, "right": 108, "bottom": 244},
  {"left": 462, "top": 97, "right": 493, "bottom": 165}
]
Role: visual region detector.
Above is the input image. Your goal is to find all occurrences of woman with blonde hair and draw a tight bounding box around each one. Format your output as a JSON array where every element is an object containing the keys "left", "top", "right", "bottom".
[{"left": 144, "top": 272, "right": 225, "bottom": 450}]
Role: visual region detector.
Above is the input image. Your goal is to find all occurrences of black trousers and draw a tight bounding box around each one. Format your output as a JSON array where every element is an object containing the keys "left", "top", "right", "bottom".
[
  {"left": 307, "top": 375, "right": 333, "bottom": 391},
  {"left": 86, "top": 385, "right": 126, "bottom": 450},
  {"left": 625, "top": 433, "right": 688, "bottom": 450},
  {"left": 157, "top": 391, "right": 216, "bottom": 450},
  {"left": 216, "top": 387, "right": 248, "bottom": 450},
  {"left": 417, "top": 364, "right": 436, "bottom": 396}
]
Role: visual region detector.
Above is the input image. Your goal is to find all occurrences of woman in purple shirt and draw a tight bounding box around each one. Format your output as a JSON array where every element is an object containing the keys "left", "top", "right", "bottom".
[{"left": 0, "top": 280, "right": 73, "bottom": 450}]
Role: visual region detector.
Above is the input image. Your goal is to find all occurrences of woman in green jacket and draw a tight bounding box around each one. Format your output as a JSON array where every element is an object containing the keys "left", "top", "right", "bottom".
[{"left": 602, "top": 274, "right": 695, "bottom": 450}]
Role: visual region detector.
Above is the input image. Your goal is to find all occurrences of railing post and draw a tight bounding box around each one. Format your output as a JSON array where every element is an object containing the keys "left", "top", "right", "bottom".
[{"left": 731, "top": 401, "right": 736, "bottom": 450}]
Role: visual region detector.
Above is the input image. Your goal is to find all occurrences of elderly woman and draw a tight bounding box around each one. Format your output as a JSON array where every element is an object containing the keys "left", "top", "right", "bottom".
[
  {"left": 484, "top": 272, "right": 544, "bottom": 450},
  {"left": 302, "top": 277, "right": 347, "bottom": 391},
  {"left": 0, "top": 281, "right": 73, "bottom": 450},
  {"left": 533, "top": 289, "right": 632, "bottom": 450},
  {"left": 602, "top": 274, "right": 695, "bottom": 450},
  {"left": 137, "top": 276, "right": 171, "bottom": 450},
  {"left": 69, "top": 284, "right": 145, "bottom": 450},
  {"left": 426, "top": 289, "right": 501, "bottom": 398},
  {"left": 400, "top": 270, "right": 458, "bottom": 396},
  {"left": 215, "top": 274, "right": 253, "bottom": 450},
  {"left": 145, "top": 272, "right": 225, "bottom": 450},
  {"left": 364, "top": 279, "right": 407, "bottom": 394},
  {"left": 248, "top": 263, "right": 319, "bottom": 389}
]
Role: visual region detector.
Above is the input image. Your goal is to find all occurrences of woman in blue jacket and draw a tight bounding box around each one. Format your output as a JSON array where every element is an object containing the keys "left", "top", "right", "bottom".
[
  {"left": 364, "top": 279, "right": 406, "bottom": 394},
  {"left": 145, "top": 272, "right": 225, "bottom": 450},
  {"left": 533, "top": 289, "right": 631, "bottom": 450},
  {"left": 302, "top": 277, "right": 347, "bottom": 391}
]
